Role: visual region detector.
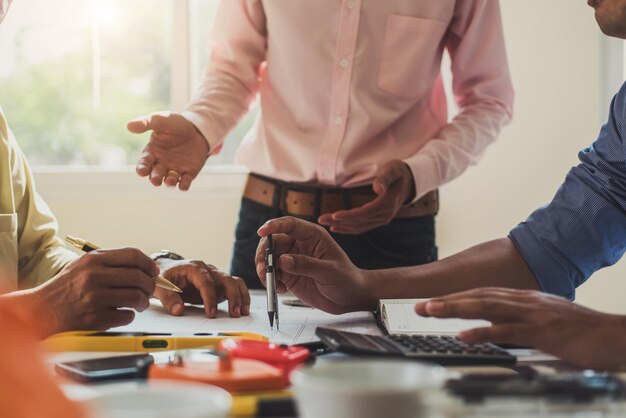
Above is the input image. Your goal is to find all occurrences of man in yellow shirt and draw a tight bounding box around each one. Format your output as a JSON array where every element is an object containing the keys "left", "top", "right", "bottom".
[
  {"left": 0, "top": 109, "right": 249, "bottom": 337},
  {"left": 0, "top": 2, "right": 249, "bottom": 338}
]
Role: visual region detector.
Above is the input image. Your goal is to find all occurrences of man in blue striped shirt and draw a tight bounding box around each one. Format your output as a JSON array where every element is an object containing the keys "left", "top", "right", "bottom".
[{"left": 254, "top": 0, "right": 626, "bottom": 370}]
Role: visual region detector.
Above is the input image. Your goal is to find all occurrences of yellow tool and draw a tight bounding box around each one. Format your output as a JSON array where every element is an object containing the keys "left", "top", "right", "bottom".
[{"left": 42, "top": 331, "right": 267, "bottom": 352}]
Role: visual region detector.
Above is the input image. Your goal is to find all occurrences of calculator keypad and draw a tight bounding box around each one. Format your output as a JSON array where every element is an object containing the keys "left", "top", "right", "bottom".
[
  {"left": 389, "top": 335, "right": 505, "bottom": 355},
  {"left": 315, "top": 328, "right": 517, "bottom": 366}
]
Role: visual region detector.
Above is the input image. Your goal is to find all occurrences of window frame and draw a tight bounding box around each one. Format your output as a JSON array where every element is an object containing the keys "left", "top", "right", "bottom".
[
  {"left": 31, "top": 8, "right": 625, "bottom": 179},
  {"left": 31, "top": 0, "right": 243, "bottom": 178},
  {"left": 171, "top": 0, "right": 192, "bottom": 112}
]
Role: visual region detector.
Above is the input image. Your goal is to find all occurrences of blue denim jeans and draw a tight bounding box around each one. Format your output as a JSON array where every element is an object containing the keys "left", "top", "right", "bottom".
[{"left": 230, "top": 197, "right": 438, "bottom": 289}]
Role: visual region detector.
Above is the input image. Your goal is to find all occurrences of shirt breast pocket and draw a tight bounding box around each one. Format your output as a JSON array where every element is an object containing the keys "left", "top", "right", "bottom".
[
  {"left": 0, "top": 213, "right": 18, "bottom": 291},
  {"left": 377, "top": 15, "right": 449, "bottom": 100}
]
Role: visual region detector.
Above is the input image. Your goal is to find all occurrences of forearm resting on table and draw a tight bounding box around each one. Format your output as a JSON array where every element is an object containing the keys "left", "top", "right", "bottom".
[{"left": 367, "top": 237, "right": 540, "bottom": 300}]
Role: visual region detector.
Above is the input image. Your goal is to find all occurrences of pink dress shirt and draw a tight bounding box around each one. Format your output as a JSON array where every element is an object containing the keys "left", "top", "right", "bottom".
[{"left": 183, "top": 0, "right": 514, "bottom": 202}]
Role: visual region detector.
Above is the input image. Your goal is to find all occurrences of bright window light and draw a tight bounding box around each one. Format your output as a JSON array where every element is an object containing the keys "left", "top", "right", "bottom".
[
  {"left": 0, "top": 0, "right": 256, "bottom": 168},
  {"left": 0, "top": 0, "right": 173, "bottom": 167}
]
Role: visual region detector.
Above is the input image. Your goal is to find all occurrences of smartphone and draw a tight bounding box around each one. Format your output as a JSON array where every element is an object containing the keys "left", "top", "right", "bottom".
[{"left": 55, "top": 354, "right": 154, "bottom": 383}]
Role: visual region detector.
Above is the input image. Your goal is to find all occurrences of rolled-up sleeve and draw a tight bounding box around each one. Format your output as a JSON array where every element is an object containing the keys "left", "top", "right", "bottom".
[
  {"left": 509, "top": 83, "right": 626, "bottom": 300},
  {"left": 182, "top": 0, "right": 267, "bottom": 155},
  {"left": 403, "top": 0, "right": 514, "bottom": 201}
]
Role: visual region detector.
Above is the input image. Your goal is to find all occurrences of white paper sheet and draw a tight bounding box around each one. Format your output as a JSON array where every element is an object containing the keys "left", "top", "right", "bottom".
[
  {"left": 113, "top": 291, "right": 381, "bottom": 345},
  {"left": 380, "top": 298, "right": 490, "bottom": 335}
]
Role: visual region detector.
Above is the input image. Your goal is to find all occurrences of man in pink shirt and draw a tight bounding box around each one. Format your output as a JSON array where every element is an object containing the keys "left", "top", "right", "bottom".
[{"left": 129, "top": 1, "right": 514, "bottom": 289}]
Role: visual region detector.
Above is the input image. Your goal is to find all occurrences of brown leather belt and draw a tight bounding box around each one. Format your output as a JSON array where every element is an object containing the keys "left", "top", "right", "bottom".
[{"left": 243, "top": 174, "right": 438, "bottom": 219}]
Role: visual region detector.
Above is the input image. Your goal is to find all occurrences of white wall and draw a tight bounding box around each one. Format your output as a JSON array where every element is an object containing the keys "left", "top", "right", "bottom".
[
  {"left": 439, "top": 0, "right": 624, "bottom": 313},
  {"left": 34, "top": 168, "right": 247, "bottom": 273},
  {"left": 34, "top": 0, "right": 626, "bottom": 313}
]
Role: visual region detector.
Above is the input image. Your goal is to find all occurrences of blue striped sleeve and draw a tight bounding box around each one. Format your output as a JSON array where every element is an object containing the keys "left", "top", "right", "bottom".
[{"left": 509, "top": 82, "right": 626, "bottom": 300}]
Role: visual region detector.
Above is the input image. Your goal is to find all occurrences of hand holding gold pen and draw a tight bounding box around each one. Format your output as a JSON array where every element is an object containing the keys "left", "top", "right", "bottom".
[{"left": 65, "top": 235, "right": 183, "bottom": 294}]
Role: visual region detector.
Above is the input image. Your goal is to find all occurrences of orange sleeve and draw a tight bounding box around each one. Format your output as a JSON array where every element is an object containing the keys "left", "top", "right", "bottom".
[{"left": 0, "top": 303, "right": 86, "bottom": 418}]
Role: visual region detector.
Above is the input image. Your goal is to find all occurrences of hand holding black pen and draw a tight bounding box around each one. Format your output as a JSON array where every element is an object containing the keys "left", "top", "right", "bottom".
[{"left": 266, "top": 234, "right": 279, "bottom": 331}]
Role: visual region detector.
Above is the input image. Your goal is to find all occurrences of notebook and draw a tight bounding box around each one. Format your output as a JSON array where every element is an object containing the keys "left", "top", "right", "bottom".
[{"left": 378, "top": 299, "right": 490, "bottom": 335}]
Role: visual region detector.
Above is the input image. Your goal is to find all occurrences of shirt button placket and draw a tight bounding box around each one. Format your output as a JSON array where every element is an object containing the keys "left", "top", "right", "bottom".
[{"left": 319, "top": 0, "right": 360, "bottom": 185}]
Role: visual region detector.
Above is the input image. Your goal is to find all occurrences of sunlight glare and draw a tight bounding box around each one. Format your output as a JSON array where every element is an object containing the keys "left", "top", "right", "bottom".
[{"left": 93, "top": 0, "right": 120, "bottom": 27}]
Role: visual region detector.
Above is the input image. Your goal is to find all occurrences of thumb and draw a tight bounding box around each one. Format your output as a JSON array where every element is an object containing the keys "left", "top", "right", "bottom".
[
  {"left": 373, "top": 161, "right": 403, "bottom": 196},
  {"left": 127, "top": 117, "right": 151, "bottom": 134},
  {"left": 127, "top": 113, "right": 169, "bottom": 134},
  {"left": 279, "top": 254, "right": 331, "bottom": 278},
  {"left": 156, "top": 290, "right": 185, "bottom": 316}
]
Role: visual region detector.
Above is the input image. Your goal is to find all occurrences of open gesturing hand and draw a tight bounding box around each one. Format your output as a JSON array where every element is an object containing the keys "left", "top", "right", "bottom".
[{"left": 128, "top": 112, "right": 210, "bottom": 191}]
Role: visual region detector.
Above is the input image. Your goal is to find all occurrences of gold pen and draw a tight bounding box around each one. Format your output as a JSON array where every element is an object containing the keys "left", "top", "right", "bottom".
[{"left": 65, "top": 235, "right": 183, "bottom": 293}]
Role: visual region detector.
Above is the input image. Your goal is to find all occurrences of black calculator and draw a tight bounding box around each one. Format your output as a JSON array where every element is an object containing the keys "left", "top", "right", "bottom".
[{"left": 315, "top": 327, "right": 516, "bottom": 366}]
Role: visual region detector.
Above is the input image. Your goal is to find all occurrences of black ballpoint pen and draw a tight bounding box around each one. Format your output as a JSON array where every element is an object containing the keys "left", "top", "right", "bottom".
[{"left": 266, "top": 234, "right": 279, "bottom": 331}]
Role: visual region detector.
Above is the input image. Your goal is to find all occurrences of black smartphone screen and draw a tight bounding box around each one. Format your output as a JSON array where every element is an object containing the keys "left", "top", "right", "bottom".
[{"left": 55, "top": 354, "right": 154, "bottom": 383}]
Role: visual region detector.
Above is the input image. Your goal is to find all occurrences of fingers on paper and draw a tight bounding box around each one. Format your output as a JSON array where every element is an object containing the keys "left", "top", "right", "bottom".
[
  {"left": 220, "top": 273, "right": 247, "bottom": 318},
  {"left": 155, "top": 286, "right": 185, "bottom": 316}
]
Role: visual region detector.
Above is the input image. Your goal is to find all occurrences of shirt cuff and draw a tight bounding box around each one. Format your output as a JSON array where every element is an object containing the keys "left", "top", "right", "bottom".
[
  {"left": 509, "top": 224, "right": 576, "bottom": 300},
  {"left": 402, "top": 153, "right": 440, "bottom": 203},
  {"left": 19, "top": 247, "right": 78, "bottom": 289},
  {"left": 181, "top": 110, "right": 224, "bottom": 156}
]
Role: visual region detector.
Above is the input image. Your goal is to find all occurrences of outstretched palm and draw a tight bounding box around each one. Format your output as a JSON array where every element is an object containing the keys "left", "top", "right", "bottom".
[{"left": 128, "top": 112, "right": 210, "bottom": 191}]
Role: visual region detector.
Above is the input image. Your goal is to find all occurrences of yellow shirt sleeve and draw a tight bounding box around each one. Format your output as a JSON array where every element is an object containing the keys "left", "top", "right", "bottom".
[{"left": 0, "top": 110, "right": 77, "bottom": 290}]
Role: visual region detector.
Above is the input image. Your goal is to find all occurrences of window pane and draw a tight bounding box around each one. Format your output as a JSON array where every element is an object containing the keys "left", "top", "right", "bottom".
[
  {"left": 0, "top": 0, "right": 172, "bottom": 166},
  {"left": 189, "top": 0, "right": 259, "bottom": 167}
]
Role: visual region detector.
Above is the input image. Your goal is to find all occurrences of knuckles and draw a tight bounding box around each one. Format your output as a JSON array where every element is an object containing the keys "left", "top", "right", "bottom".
[
  {"left": 122, "top": 247, "right": 148, "bottom": 262},
  {"left": 81, "top": 291, "right": 100, "bottom": 307},
  {"left": 231, "top": 276, "right": 245, "bottom": 285},
  {"left": 78, "top": 251, "right": 104, "bottom": 268},
  {"left": 313, "top": 223, "right": 329, "bottom": 236},
  {"left": 188, "top": 259, "right": 211, "bottom": 271}
]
